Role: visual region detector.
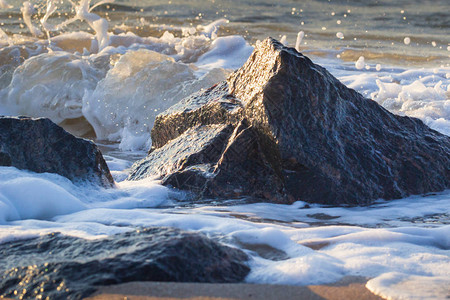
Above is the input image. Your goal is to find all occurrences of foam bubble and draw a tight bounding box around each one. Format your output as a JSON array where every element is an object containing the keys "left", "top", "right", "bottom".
[
  {"left": 355, "top": 56, "right": 365, "bottom": 70},
  {"left": 336, "top": 32, "right": 344, "bottom": 39},
  {"left": 404, "top": 37, "right": 411, "bottom": 45}
]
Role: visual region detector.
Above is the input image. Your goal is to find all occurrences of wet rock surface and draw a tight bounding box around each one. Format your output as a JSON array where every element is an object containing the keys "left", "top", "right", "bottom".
[
  {"left": 130, "top": 38, "right": 450, "bottom": 205},
  {"left": 131, "top": 120, "right": 286, "bottom": 201},
  {"left": 0, "top": 116, "right": 114, "bottom": 187},
  {"left": 0, "top": 227, "right": 250, "bottom": 300}
]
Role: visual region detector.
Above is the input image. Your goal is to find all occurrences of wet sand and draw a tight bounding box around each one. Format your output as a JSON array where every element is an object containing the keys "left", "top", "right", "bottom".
[{"left": 86, "top": 276, "right": 383, "bottom": 300}]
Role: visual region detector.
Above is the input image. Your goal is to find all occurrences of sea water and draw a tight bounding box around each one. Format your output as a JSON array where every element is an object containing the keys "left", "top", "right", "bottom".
[{"left": 0, "top": 0, "right": 449, "bottom": 299}]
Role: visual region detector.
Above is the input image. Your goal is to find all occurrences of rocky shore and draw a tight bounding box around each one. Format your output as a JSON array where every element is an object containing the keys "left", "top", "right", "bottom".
[
  {"left": 0, "top": 38, "right": 449, "bottom": 300},
  {"left": 1, "top": 38, "right": 448, "bottom": 205}
]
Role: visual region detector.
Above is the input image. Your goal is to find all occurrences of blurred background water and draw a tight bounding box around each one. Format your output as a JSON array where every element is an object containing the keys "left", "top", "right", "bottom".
[{"left": 1, "top": 0, "right": 449, "bottom": 66}]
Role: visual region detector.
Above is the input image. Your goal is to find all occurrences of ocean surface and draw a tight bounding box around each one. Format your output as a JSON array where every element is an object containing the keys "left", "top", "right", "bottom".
[{"left": 0, "top": 0, "right": 449, "bottom": 299}]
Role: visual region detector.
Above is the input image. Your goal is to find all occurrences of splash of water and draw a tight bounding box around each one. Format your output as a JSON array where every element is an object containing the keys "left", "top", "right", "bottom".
[
  {"left": 295, "top": 31, "right": 304, "bottom": 52},
  {"left": 21, "top": 1, "right": 43, "bottom": 37},
  {"left": 72, "top": 0, "right": 111, "bottom": 52},
  {"left": 40, "top": 0, "right": 59, "bottom": 36},
  {"left": 30, "top": 0, "right": 114, "bottom": 52}
]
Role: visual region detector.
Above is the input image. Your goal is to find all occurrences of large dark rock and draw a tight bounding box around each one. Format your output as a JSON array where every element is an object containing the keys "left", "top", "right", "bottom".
[
  {"left": 0, "top": 116, "right": 114, "bottom": 187},
  {"left": 0, "top": 227, "right": 250, "bottom": 300},
  {"left": 130, "top": 38, "right": 450, "bottom": 205}
]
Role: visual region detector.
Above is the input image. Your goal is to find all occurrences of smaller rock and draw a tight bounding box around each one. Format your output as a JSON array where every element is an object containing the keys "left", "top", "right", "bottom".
[
  {"left": 0, "top": 227, "right": 250, "bottom": 299},
  {"left": 0, "top": 116, "right": 114, "bottom": 187}
]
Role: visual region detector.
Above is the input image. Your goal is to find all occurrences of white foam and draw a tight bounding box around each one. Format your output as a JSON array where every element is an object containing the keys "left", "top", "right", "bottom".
[
  {"left": 355, "top": 56, "right": 365, "bottom": 70},
  {"left": 3, "top": 51, "right": 103, "bottom": 123},
  {"left": 367, "top": 273, "right": 450, "bottom": 300},
  {"left": 196, "top": 35, "right": 253, "bottom": 71},
  {"left": 326, "top": 62, "right": 450, "bottom": 137},
  {"left": 197, "top": 18, "right": 228, "bottom": 39},
  {"left": 0, "top": 166, "right": 171, "bottom": 223},
  {"left": 83, "top": 48, "right": 229, "bottom": 150},
  {"left": 0, "top": 168, "right": 86, "bottom": 222},
  {"left": 0, "top": 20, "right": 253, "bottom": 149},
  {"left": 25, "top": 190, "right": 448, "bottom": 297}
]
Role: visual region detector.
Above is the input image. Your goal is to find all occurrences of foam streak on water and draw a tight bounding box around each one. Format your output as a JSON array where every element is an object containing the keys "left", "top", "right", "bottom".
[{"left": 0, "top": 1, "right": 449, "bottom": 299}]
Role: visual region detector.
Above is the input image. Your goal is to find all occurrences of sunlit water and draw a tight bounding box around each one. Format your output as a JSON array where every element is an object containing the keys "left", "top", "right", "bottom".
[{"left": 0, "top": 1, "right": 449, "bottom": 299}]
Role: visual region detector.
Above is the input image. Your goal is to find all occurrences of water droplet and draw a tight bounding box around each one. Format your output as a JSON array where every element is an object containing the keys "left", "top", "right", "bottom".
[{"left": 355, "top": 56, "right": 365, "bottom": 70}]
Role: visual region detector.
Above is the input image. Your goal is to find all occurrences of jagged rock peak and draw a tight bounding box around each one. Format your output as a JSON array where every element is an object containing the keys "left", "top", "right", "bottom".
[{"left": 129, "top": 37, "right": 450, "bottom": 206}]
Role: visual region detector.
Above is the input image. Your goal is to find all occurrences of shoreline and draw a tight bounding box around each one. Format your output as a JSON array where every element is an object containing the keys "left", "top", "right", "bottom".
[{"left": 86, "top": 276, "right": 383, "bottom": 300}]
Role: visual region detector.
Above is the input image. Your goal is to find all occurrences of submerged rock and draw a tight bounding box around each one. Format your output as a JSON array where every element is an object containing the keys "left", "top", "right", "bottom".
[
  {"left": 0, "top": 116, "right": 114, "bottom": 187},
  {"left": 0, "top": 227, "right": 250, "bottom": 300},
  {"left": 130, "top": 38, "right": 450, "bottom": 205}
]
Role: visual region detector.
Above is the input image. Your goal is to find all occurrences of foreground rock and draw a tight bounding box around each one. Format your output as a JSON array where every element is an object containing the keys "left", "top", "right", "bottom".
[
  {"left": 0, "top": 227, "right": 250, "bottom": 299},
  {"left": 129, "top": 38, "right": 450, "bottom": 205},
  {"left": 0, "top": 116, "right": 114, "bottom": 187}
]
